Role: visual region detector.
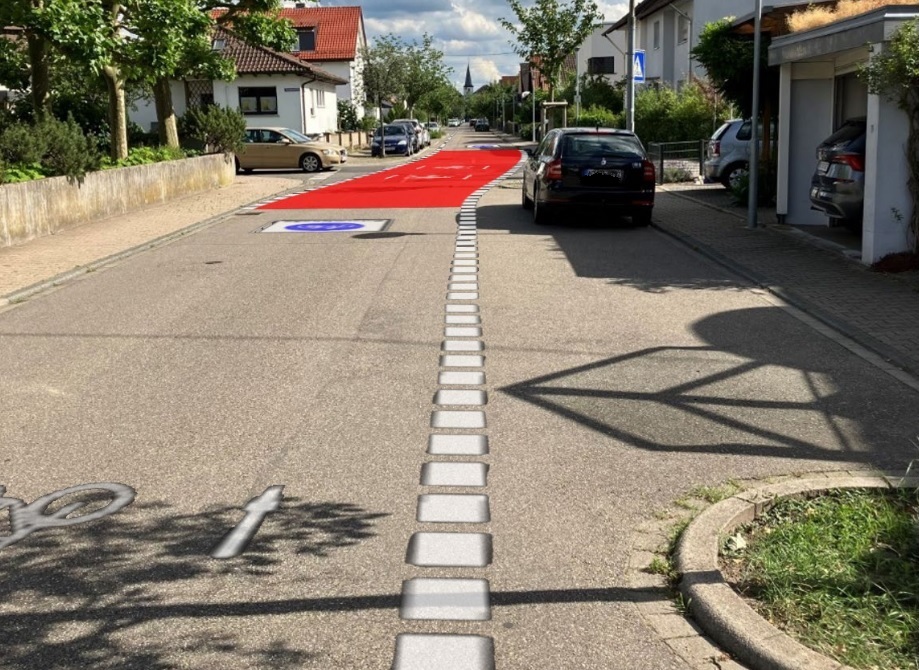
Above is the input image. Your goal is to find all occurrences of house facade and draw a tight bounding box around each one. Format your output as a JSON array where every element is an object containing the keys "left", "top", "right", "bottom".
[
  {"left": 768, "top": 5, "right": 918, "bottom": 264},
  {"left": 279, "top": 6, "right": 371, "bottom": 119},
  {"left": 577, "top": 22, "right": 627, "bottom": 88},
  {"left": 130, "top": 28, "right": 345, "bottom": 136}
]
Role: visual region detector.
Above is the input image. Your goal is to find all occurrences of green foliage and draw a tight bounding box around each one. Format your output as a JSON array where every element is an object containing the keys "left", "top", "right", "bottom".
[
  {"left": 576, "top": 104, "right": 621, "bottom": 128},
  {"left": 385, "top": 103, "right": 408, "bottom": 122},
  {"left": 0, "top": 34, "right": 29, "bottom": 92},
  {"left": 691, "top": 19, "right": 778, "bottom": 119},
  {"left": 735, "top": 489, "right": 919, "bottom": 670},
  {"left": 361, "top": 34, "right": 408, "bottom": 115},
  {"left": 500, "top": 0, "right": 602, "bottom": 99},
  {"left": 359, "top": 115, "right": 378, "bottom": 132},
  {"left": 337, "top": 99, "right": 360, "bottom": 131},
  {"left": 635, "top": 82, "right": 724, "bottom": 143},
  {"left": 402, "top": 34, "right": 453, "bottom": 115},
  {"left": 563, "top": 74, "right": 624, "bottom": 114},
  {"left": 0, "top": 162, "right": 48, "bottom": 184},
  {"left": 183, "top": 105, "right": 245, "bottom": 155},
  {"left": 0, "top": 114, "right": 100, "bottom": 183},
  {"left": 99, "top": 145, "right": 186, "bottom": 169}
]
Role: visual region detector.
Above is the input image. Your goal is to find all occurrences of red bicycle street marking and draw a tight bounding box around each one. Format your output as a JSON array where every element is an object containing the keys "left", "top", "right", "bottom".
[{"left": 258, "top": 149, "right": 521, "bottom": 210}]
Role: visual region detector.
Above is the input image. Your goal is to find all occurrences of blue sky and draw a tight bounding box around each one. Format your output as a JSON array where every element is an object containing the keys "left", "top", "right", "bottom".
[{"left": 343, "top": 0, "right": 629, "bottom": 90}]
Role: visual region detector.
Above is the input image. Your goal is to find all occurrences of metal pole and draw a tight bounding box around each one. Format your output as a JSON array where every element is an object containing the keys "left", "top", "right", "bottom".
[
  {"left": 747, "top": 0, "right": 763, "bottom": 229},
  {"left": 627, "top": 0, "right": 636, "bottom": 131}
]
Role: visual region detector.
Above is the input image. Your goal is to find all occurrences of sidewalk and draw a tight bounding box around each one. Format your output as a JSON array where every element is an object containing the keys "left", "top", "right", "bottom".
[{"left": 655, "top": 183, "right": 919, "bottom": 379}]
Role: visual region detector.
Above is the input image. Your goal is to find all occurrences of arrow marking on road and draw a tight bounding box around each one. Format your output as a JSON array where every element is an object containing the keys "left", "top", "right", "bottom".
[{"left": 211, "top": 485, "right": 284, "bottom": 559}]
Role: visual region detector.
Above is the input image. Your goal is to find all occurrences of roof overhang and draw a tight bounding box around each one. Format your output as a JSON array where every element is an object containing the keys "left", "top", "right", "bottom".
[{"left": 769, "top": 5, "right": 919, "bottom": 65}]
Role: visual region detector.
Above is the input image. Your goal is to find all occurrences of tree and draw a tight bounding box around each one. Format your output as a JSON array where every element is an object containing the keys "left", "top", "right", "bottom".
[
  {"left": 499, "top": 0, "right": 601, "bottom": 101},
  {"left": 360, "top": 34, "right": 406, "bottom": 156},
  {"left": 402, "top": 34, "right": 452, "bottom": 117},
  {"left": 418, "top": 84, "right": 463, "bottom": 122},
  {"left": 0, "top": 1, "right": 53, "bottom": 119},
  {"left": 861, "top": 19, "right": 919, "bottom": 253}
]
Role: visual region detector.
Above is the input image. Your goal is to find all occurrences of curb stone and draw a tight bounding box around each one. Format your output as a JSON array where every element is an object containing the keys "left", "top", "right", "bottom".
[{"left": 626, "top": 470, "right": 916, "bottom": 670}]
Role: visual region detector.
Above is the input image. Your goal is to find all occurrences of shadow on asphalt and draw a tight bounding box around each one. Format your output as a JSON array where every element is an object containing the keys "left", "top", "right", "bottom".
[
  {"left": 479, "top": 200, "right": 919, "bottom": 471},
  {"left": 476, "top": 201, "right": 751, "bottom": 293},
  {"left": 0, "top": 498, "right": 387, "bottom": 669}
]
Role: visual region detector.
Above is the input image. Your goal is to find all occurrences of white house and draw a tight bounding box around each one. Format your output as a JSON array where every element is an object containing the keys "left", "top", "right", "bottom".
[
  {"left": 278, "top": 5, "right": 371, "bottom": 119},
  {"left": 577, "top": 21, "right": 627, "bottom": 87},
  {"left": 604, "top": 0, "right": 828, "bottom": 88},
  {"left": 131, "top": 28, "right": 345, "bottom": 136},
  {"left": 767, "top": 4, "right": 918, "bottom": 264}
]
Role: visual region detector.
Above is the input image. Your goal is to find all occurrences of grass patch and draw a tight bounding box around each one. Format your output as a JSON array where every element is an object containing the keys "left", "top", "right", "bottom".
[
  {"left": 724, "top": 488, "right": 919, "bottom": 669},
  {"left": 690, "top": 481, "right": 741, "bottom": 504}
]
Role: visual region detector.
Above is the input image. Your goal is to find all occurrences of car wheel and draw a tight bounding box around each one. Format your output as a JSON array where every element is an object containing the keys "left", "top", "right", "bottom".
[
  {"left": 234, "top": 157, "right": 241, "bottom": 174},
  {"left": 532, "top": 185, "right": 550, "bottom": 225},
  {"left": 722, "top": 162, "right": 748, "bottom": 190},
  {"left": 633, "top": 209, "right": 652, "bottom": 226},
  {"left": 300, "top": 153, "right": 321, "bottom": 173},
  {"left": 521, "top": 179, "right": 533, "bottom": 210}
]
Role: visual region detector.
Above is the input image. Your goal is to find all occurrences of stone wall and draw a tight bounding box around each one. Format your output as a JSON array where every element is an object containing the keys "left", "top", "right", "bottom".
[{"left": 0, "top": 153, "right": 236, "bottom": 248}]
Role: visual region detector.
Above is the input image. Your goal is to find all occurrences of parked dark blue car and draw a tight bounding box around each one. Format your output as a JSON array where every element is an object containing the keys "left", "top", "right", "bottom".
[{"left": 371, "top": 124, "right": 414, "bottom": 157}]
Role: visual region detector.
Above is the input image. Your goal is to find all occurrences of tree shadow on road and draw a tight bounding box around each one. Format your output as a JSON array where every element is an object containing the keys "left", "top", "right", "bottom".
[{"left": 0, "top": 497, "right": 387, "bottom": 669}]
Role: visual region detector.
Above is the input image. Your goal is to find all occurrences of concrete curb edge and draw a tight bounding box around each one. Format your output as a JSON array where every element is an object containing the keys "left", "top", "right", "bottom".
[{"left": 672, "top": 472, "right": 918, "bottom": 670}]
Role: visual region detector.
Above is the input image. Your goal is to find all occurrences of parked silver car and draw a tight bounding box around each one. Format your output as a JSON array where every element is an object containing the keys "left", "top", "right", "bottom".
[
  {"left": 392, "top": 118, "right": 430, "bottom": 149},
  {"left": 704, "top": 119, "right": 773, "bottom": 189}
]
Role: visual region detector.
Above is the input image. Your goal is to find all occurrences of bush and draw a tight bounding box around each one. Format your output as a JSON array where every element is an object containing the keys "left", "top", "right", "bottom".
[
  {"left": 100, "top": 145, "right": 187, "bottom": 170},
  {"left": 338, "top": 99, "right": 359, "bottom": 131},
  {"left": 635, "top": 81, "right": 725, "bottom": 143},
  {"left": 359, "top": 115, "right": 377, "bottom": 131},
  {"left": 662, "top": 166, "right": 696, "bottom": 183},
  {"left": 0, "top": 115, "right": 99, "bottom": 184},
  {"left": 183, "top": 105, "right": 246, "bottom": 155},
  {"left": 576, "top": 104, "right": 622, "bottom": 128}
]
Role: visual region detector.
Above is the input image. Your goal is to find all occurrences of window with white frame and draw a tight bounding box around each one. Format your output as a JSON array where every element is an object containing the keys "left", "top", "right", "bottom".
[
  {"left": 678, "top": 14, "right": 689, "bottom": 43},
  {"left": 653, "top": 20, "right": 661, "bottom": 49},
  {"left": 315, "top": 89, "right": 326, "bottom": 108}
]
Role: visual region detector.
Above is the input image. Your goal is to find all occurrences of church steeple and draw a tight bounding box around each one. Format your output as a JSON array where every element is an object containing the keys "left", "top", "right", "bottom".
[{"left": 463, "top": 63, "right": 473, "bottom": 95}]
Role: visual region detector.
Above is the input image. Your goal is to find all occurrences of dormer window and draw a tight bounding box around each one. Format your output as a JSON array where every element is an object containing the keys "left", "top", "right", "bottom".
[
  {"left": 211, "top": 38, "right": 226, "bottom": 51},
  {"left": 297, "top": 29, "right": 316, "bottom": 52}
]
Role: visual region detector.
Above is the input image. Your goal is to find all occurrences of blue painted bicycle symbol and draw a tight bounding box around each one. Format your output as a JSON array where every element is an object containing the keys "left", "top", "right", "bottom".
[
  {"left": 285, "top": 222, "right": 364, "bottom": 232},
  {"left": 0, "top": 483, "right": 136, "bottom": 550}
]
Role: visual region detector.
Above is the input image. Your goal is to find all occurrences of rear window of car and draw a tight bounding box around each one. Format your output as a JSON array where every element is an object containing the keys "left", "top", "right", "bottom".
[
  {"left": 562, "top": 134, "right": 644, "bottom": 158},
  {"left": 711, "top": 122, "right": 732, "bottom": 141},
  {"left": 823, "top": 119, "right": 866, "bottom": 147}
]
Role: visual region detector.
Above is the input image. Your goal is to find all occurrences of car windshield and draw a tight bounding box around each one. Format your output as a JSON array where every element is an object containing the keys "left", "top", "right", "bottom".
[
  {"left": 375, "top": 126, "right": 407, "bottom": 137},
  {"left": 562, "top": 134, "right": 644, "bottom": 158},
  {"left": 281, "top": 129, "right": 314, "bottom": 143}
]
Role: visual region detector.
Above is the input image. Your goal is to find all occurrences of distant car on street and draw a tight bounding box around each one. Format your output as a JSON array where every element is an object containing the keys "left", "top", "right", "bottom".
[
  {"left": 447, "top": 118, "right": 461, "bottom": 127},
  {"left": 521, "top": 127, "right": 656, "bottom": 226},
  {"left": 371, "top": 124, "right": 415, "bottom": 157},
  {"left": 809, "top": 117, "right": 867, "bottom": 231},
  {"left": 474, "top": 119, "right": 490, "bottom": 132},
  {"left": 237, "top": 127, "right": 347, "bottom": 173},
  {"left": 425, "top": 121, "right": 441, "bottom": 134}
]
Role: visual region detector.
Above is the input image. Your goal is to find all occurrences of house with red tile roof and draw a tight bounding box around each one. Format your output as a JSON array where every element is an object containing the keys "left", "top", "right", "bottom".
[
  {"left": 130, "top": 27, "right": 346, "bottom": 136},
  {"left": 277, "top": 5, "right": 371, "bottom": 119}
]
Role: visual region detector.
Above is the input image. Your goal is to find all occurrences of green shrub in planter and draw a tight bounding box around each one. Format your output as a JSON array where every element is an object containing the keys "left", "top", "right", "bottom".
[
  {"left": 0, "top": 115, "right": 99, "bottom": 184},
  {"left": 576, "top": 105, "right": 621, "bottom": 128}
]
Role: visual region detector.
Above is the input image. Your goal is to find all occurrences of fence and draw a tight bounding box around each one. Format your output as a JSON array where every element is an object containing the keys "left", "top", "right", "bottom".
[{"left": 646, "top": 140, "right": 708, "bottom": 184}]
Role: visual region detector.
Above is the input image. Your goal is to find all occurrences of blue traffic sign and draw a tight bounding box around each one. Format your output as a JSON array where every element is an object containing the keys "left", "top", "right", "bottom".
[{"left": 634, "top": 50, "right": 646, "bottom": 83}]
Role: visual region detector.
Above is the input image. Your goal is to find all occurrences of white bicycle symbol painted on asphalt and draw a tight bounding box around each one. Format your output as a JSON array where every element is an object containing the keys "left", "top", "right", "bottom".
[{"left": 0, "top": 483, "right": 136, "bottom": 550}]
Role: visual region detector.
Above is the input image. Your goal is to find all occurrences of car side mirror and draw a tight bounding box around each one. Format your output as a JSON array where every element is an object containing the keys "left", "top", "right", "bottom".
[
  {"left": 280, "top": 138, "right": 292, "bottom": 145},
  {"left": 525, "top": 148, "right": 534, "bottom": 157}
]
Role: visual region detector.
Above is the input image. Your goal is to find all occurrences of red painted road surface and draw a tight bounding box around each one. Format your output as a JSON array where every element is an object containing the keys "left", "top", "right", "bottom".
[{"left": 258, "top": 149, "right": 522, "bottom": 210}]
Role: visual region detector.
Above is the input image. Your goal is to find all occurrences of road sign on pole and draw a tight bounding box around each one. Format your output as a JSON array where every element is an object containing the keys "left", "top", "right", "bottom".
[{"left": 633, "top": 50, "right": 646, "bottom": 84}]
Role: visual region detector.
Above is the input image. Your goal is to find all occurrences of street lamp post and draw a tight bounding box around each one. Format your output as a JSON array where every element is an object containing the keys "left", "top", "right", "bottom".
[
  {"left": 627, "top": 0, "right": 636, "bottom": 131},
  {"left": 747, "top": 0, "right": 763, "bottom": 229}
]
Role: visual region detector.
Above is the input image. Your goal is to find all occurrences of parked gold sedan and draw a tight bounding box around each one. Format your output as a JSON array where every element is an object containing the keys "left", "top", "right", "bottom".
[{"left": 236, "top": 127, "right": 347, "bottom": 173}]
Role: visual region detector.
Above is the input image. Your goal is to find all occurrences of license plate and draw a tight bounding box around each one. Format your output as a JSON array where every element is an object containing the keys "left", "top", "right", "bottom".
[
  {"left": 583, "top": 168, "right": 623, "bottom": 179},
  {"left": 817, "top": 160, "right": 829, "bottom": 174}
]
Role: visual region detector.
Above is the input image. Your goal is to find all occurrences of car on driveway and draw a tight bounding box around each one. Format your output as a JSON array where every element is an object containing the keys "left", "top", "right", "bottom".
[
  {"left": 521, "top": 127, "right": 656, "bottom": 225},
  {"left": 703, "top": 119, "right": 757, "bottom": 189},
  {"left": 809, "top": 117, "right": 867, "bottom": 230},
  {"left": 237, "top": 127, "right": 347, "bottom": 173},
  {"left": 371, "top": 124, "right": 415, "bottom": 157}
]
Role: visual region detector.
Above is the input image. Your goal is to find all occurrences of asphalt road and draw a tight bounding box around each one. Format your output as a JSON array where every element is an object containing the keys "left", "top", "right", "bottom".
[{"left": 1, "top": 128, "right": 916, "bottom": 670}]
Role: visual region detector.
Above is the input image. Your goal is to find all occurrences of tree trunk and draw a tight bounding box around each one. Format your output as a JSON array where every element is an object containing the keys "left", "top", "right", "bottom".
[
  {"left": 102, "top": 65, "right": 128, "bottom": 160},
  {"left": 906, "top": 90, "right": 919, "bottom": 253},
  {"left": 26, "top": 31, "right": 51, "bottom": 120},
  {"left": 153, "top": 77, "right": 180, "bottom": 148}
]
